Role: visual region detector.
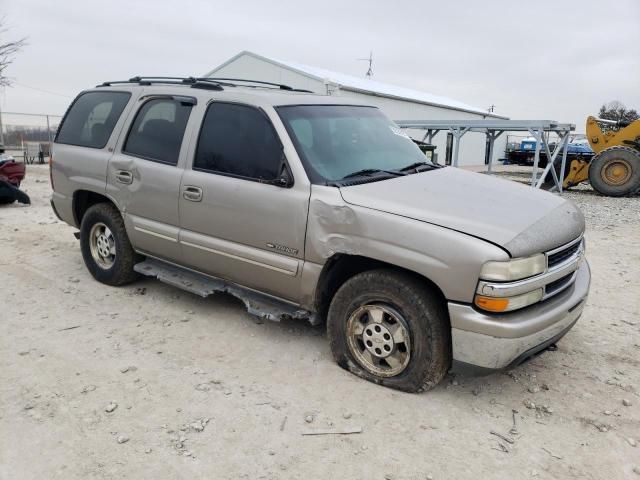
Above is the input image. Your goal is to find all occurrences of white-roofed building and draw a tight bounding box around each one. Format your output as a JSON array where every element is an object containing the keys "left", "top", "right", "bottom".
[{"left": 205, "top": 51, "right": 508, "bottom": 166}]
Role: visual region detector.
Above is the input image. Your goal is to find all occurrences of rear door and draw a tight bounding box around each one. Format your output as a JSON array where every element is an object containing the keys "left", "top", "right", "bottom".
[
  {"left": 107, "top": 94, "right": 196, "bottom": 262},
  {"left": 52, "top": 90, "right": 134, "bottom": 225},
  {"left": 178, "top": 102, "right": 310, "bottom": 302}
]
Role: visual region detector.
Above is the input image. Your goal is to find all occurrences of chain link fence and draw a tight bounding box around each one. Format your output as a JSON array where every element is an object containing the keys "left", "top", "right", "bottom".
[{"left": 0, "top": 111, "right": 63, "bottom": 164}]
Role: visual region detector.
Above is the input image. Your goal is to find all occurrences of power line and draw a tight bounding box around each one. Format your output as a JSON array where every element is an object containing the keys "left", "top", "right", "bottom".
[{"left": 11, "top": 82, "right": 73, "bottom": 99}]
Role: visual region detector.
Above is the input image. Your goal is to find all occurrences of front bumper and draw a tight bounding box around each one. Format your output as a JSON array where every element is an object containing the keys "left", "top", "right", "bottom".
[{"left": 449, "top": 260, "right": 590, "bottom": 371}]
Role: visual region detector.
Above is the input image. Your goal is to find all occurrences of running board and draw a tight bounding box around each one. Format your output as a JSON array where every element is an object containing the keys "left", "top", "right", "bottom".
[{"left": 134, "top": 259, "right": 319, "bottom": 325}]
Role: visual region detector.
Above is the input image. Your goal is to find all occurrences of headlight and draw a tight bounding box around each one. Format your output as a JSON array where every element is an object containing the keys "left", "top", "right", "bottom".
[
  {"left": 479, "top": 253, "right": 546, "bottom": 281},
  {"left": 475, "top": 288, "right": 544, "bottom": 313}
]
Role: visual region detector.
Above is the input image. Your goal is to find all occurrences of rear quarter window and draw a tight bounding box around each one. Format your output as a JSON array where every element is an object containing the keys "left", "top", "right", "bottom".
[{"left": 56, "top": 91, "right": 131, "bottom": 148}]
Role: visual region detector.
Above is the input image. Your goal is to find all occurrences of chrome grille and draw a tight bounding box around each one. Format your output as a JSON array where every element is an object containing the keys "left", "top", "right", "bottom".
[
  {"left": 543, "top": 236, "right": 584, "bottom": 299},
  {"left": 548, "top": 241, "right": 581, "bottom": 269}
]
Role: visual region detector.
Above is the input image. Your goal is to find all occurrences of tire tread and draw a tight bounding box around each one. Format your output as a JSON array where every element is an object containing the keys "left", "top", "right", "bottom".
[{"left": 80, "top": 203, "right": 139, "bottom": 286}]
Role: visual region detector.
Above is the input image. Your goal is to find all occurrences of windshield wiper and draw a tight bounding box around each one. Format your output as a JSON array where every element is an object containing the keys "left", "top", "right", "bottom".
[
  {"left": 397, "top": 161, "right": 440, "bottom": 173},
  {"left": 341, "top": 168, "right": 406, "bottom": 180}
]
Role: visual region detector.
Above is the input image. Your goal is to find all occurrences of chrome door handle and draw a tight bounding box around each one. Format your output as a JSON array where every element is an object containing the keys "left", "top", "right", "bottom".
[
  {"left": 183, "top": 186, "right": 203, "bottom": 202},
  {"left": 115, "top": 170, "right": 133, "bottom": 185}
]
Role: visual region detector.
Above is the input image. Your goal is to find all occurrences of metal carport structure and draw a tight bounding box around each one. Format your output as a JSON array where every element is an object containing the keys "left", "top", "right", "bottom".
[{"left": 395, "top": 120, "right": 576, "bottom": 192}]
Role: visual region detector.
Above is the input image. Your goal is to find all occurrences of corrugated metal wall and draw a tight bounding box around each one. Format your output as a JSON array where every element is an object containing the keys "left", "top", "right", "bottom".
[{"left": 210, "top": 55, "right": 323, "bottom": 94}]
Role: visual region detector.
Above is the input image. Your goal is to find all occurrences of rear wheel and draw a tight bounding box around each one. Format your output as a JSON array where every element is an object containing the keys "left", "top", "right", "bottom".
[
  {"left": 80, "top": 203, "right": 140, "bottom": 286},
  {"left": 327, "top": 269, "right": 451, "bottom": 392},
  {"left": 588, "top": 146, "right": 640, "bottom": 197}
]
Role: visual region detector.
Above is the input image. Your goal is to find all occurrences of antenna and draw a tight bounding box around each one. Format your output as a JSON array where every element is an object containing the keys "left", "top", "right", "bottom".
[{"left": 357, "top": 51, "right": 373, "bottom": 78}]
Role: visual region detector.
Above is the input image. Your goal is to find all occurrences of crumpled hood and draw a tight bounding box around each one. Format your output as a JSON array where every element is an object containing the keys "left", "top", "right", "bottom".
[{"left": 339, "top": 167, "right": 585, "bottom": 257}]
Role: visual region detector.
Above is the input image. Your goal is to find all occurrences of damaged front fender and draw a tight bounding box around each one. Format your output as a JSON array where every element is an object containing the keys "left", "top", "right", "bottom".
[{"left": 301, "top": 185, "right": 509, "bottom": 306}]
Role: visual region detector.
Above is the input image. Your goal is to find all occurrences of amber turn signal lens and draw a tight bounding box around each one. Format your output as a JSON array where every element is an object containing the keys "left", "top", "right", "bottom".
[
  {"left": 474, "top": 295, "right": 509, "bottom": 312},
  {"left": 474, "top": 288, "right": 544, "bottom": 313}
]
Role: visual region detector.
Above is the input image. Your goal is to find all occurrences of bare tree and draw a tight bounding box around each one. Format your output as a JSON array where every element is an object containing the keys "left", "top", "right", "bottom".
[{"left": 0, "top": 20, "right": 27, "bottom": 87}]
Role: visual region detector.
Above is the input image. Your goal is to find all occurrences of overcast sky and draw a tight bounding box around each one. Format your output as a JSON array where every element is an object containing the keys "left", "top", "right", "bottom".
[{"left": 1, "top": 0, "right": 639, "bottom": 131}]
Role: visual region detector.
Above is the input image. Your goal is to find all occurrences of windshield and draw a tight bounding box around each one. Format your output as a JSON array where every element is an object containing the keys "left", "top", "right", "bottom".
[{"left": 277, "top": 105, "right": 432, "bottom": 184}]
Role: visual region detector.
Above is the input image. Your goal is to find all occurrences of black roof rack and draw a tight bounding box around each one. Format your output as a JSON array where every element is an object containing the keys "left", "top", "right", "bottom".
[
  {"left": 98, "top": 77, "right": 225, "bottom": 91},
  {"left": 205, "top": 77, "right": 312, "bottom": 93},
  {"left": 97, "top": 76, "right": 312, "bottom": 93}
]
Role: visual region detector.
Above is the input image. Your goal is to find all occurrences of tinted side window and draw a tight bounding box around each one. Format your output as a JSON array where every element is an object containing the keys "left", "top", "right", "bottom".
[
  {"left": 194, "top": 103, "right": 282, "bottom": 180},
  {"left": 123, "top": 99, "right": 192, "bottom": 165},
  {"left": 56, "top": 91, "right": 131, "bottom": 148}
]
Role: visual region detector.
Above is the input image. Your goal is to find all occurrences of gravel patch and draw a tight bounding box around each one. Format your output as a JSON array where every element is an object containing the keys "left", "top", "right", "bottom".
[
  {"left": 469, "top": 165, "right": 640, "bottom": 229},
  {"left": 1, "top": 164, "right": 638, "bottom": 480}
]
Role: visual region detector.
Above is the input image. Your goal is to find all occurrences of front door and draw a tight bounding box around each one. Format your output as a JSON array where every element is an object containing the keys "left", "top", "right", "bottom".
[
  {"left": 178, "top": 102, "right": 310, "bottom": 302},
  {"left": 107, "top": 95, "right": 195, "bottom": 262}
]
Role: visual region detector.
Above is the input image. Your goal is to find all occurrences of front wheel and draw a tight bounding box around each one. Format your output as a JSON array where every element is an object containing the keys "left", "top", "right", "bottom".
[
  {"left": 327, "top": 269, "right": 451, "bottom": 392},
  {"left": 80, "top": 203, "right": 140, "bottom": 286}
]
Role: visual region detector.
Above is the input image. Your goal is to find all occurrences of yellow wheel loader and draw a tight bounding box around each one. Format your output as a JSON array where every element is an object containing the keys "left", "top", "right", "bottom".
[{"left": 562, "top": 116, "right": 640, "bottom": 196}]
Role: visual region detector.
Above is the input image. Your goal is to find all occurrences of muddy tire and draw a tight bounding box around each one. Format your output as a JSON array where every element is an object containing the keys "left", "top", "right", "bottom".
[
  {"left": 588, "top": 146, "right": 640, "bottom": 197},
  {"left": 80, "top": 203, "right": 140, "bottom": 286},
  {"left": 327, "top": 269, "right": 451, "bottom": 393}
]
